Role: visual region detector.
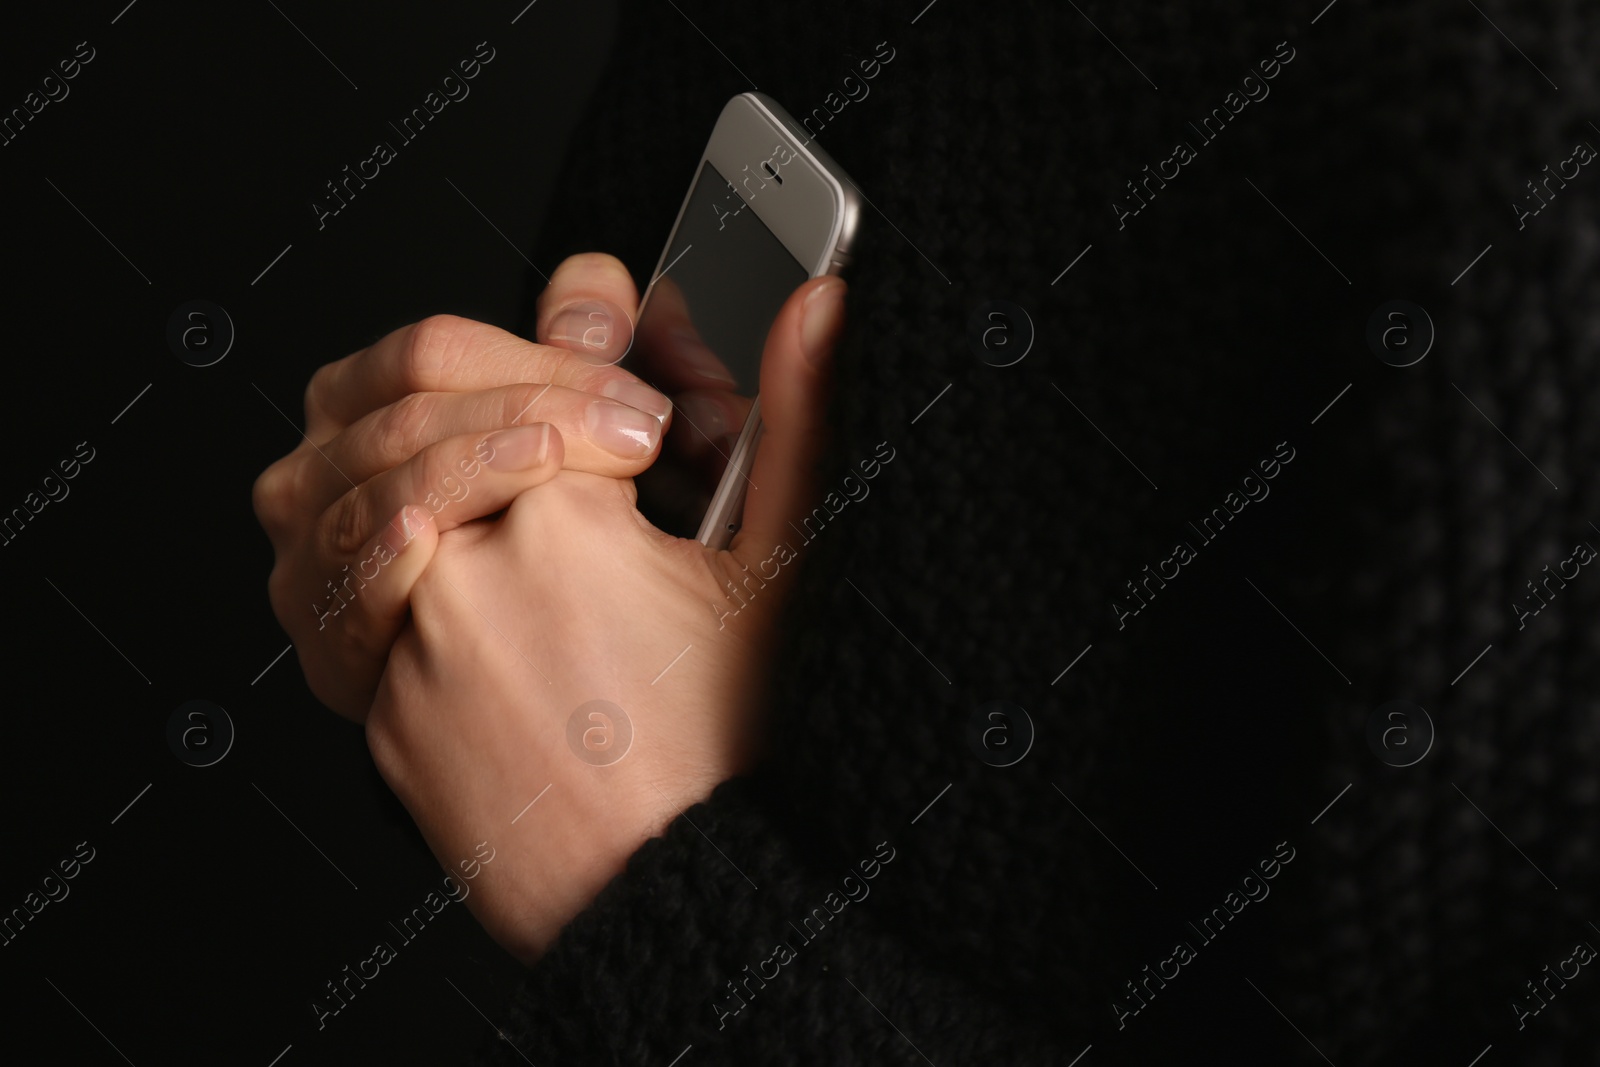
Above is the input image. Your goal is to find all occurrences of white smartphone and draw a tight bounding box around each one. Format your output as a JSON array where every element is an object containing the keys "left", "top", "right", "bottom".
[{"left": 621, "top": 92, "right": 861, "bottom": 548}]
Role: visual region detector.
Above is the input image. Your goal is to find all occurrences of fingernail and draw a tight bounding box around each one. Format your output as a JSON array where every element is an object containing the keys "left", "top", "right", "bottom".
[
  {"left": 587, "top": 399, "right": 662, "bottom": 457},
  {"left": 483, "top": 424, "right": 552, "bottom": 470},
  {"left": 549, "top": 301, "right": 631, "bottom": 367},
  {"left": 800, "top": 279, "right": 846, "bottom": 367},
  {"left": 548, "top": 301, "right": 615, "bottom": 349},
  {"left": 600, "top": 377, "right": 673, "bottom": 421},
  {"left": 387, "top": 505, "right": 427, "bottom": 552}
]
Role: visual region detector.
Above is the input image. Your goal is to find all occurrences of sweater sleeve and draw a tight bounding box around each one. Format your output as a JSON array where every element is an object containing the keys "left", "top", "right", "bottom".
[
  {"left": 479, "top": 2, "right": 1107, "bottom": 1061},
  {"left": 468, "top": 776, "right": 1066, "bottom": 1065}
]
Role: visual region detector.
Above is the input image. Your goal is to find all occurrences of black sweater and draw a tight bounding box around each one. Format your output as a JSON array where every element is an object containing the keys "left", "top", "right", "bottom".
[{"left": 476, "top": 0, "right": 1600, "bottom": 1062}]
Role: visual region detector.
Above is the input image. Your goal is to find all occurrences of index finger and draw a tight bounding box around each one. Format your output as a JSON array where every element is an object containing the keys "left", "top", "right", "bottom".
[{"left": 304, "top": 314, "right": 643, "bottom": 442}]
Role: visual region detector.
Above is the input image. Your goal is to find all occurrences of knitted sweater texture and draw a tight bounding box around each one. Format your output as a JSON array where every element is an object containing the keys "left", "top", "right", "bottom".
[{"left": 476, "top": 1, "right": 1600, "bottom": 1062}]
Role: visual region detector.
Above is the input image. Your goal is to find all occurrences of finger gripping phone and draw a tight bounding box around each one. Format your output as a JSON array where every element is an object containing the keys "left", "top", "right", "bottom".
[{"left": 623, "top": 92, "right": 860, "bottom": 548}]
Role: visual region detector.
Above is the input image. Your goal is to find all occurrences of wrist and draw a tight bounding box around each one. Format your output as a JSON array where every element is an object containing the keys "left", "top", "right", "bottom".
[{"left": 471, "top": 759, "right": 730, "bottom": 963}]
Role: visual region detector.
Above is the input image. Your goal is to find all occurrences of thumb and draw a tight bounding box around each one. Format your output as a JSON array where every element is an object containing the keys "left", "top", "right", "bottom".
[{"left": 731, "top": 275, "right": 846, "bottom": 561}]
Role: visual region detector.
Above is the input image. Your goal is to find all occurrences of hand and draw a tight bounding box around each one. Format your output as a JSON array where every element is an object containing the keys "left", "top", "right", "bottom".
[
  {"left": 364, "top": 275, "right": 848, "bottom": 962},
  {"left": 253, "top": 255, "right": 669, "bottom": 721}
]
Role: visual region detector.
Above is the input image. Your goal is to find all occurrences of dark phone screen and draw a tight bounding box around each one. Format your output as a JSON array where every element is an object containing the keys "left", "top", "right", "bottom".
[{"left": 625, "top": 160, "right": 809, "bottom": 540}]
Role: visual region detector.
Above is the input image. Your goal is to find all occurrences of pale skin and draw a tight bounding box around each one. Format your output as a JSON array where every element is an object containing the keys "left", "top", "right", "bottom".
[{"left": 254, "top": 253, "right": 847, "bottom": 961}]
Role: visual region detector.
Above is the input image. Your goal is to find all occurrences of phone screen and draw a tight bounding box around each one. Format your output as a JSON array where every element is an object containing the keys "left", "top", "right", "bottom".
[{"left": 625, "top": 160, "right": 809, "bottom": 540}]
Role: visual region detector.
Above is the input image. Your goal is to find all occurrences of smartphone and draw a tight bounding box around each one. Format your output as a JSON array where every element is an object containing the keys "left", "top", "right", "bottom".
[{"left": 621, "top": 92, "right": 861, "bottom": 548}]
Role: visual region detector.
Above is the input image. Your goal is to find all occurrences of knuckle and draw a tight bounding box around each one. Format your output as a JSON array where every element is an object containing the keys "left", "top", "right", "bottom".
[
  {"left": 266, "top": 565, "right": 297, "bottom": 625},
  {"left": 402, "top": 314, "right": 472, "bottom": 392},
  {"left": 252, "top": 459, "right": 292, "bottom": 529},
  {"left": 323, "top": 489, "right": 373, "bottom": 559},
  {"left": 304, "top": 362, "right": 335, "bottom": 422},
  {"left": 365, "top": 708, "right": 402, "bottom": 781},
  {"left": 380, "top": 391, "right": 436, "bottom": 461},
  {"left": 506, "top": 381, "right": 555, "bottom": 424},
  {"left": 418, "top": 444, "right": 470, "bottom": 506},
  {"left": 251, "top": 464, "right": 277, "bottom": 522}
]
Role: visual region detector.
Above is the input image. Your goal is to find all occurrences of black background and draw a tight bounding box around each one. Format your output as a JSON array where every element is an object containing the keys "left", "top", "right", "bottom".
[{"left": 1, "top": 1, "right": 611, "bottom": 1062}]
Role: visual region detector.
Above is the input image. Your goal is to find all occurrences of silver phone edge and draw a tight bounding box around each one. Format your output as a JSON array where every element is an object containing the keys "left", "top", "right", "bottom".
[{"left": 695, "top": 91, "right": 862, "bottom": 550}]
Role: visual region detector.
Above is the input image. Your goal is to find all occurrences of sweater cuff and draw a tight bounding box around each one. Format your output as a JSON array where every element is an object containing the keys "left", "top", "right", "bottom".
[
  {"left": 468, "top": 776, "right": 1061, "bottom": 1065},
  {"left": 467, "top": 775, "right": 832, "bottom": 1062}
]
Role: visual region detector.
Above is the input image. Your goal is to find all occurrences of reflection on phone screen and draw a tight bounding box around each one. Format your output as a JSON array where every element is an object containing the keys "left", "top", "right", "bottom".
[{"left": 626, "top": 160, "right": 809, "bottom": 539}]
